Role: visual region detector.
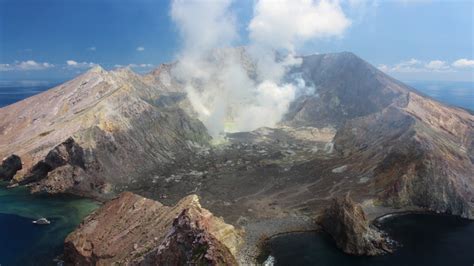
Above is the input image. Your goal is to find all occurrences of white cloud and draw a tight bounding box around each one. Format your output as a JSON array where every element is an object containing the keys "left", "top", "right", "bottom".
[
  {"left": 425, "top": 60, "right": 448, "bottom": 70},
  {"left": 87, "top": 46, "right": 97, "bottom": 51},
  {"left": 249, "top": 0, "right": 351, "bottom": 52},
  {"left": 66, "top": 60, "right": 78, "bottom": 66},
  {"left": 18, "top": 60, "right": 53, "bottom": 70},
  {"left": 66, "top": 60, "right": 96, "bottom": 68},
  {"left": 452, "top": 58, "right": 474, "bottom": 68},
  {"left": 377, "top": 64, "right": 389, "bottom": 72},
  {"left": 136, "top": 46, "right": 145, "bottom": 52},
  {"left": 0, "top": 60, "right": 54, "bottom": 71},
  {"left": 389, "top": 58, "right": 423, "bottom": 72},
  {"left": 379, "top": 57, "right": 474, "bottom": 75},
  {"left": 380, "top": 58, "right": 455, "bottom": 73},
  {"left": 0, "top": 64, "right": 12, "bottom": 71},
  {"left": 114, "top": 63, "right": 154, "bottom": 68}
]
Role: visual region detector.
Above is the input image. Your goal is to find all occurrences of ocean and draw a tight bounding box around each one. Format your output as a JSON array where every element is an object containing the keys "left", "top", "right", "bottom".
[
  {"left": 0, "top": 81, "right": 60, "bottom": 108},
  {"left": 406, "top": 80, "right": 473, "bottom": 111},
  {"left": 0, "top": 183, "right": 98, "bottom": 265}
]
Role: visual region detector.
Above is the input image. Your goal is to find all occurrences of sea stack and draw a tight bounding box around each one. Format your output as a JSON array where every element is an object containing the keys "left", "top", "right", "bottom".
[{"left": 319, "top": 195, "right": 395, "bottom": 256}]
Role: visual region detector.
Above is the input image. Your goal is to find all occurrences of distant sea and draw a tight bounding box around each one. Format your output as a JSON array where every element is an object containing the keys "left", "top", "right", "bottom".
[
  {"left": 406, "top": 80, "right": 473, "bottom": 111},
  {"left": 0, "top": 80, "right": 61, "bottom": 108}
]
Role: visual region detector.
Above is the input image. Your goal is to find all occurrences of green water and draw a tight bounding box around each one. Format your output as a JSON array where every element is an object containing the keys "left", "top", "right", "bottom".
[{"left": 0, "top": 182, "right": 99, "bottom": 265}]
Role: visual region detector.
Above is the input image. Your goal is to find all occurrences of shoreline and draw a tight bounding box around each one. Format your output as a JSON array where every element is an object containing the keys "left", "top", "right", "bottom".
[{"left": 236, "top": 215, "right": 317, "bottom": 265}]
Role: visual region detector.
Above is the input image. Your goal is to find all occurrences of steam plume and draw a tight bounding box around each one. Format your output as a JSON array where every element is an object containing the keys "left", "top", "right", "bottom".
[{"left": 170, "top": 0, "right": 350, "bottom": 137}]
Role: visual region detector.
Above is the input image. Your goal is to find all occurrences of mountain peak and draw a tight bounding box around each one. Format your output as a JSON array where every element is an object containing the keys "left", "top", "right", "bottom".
[{"left": 87, "top": 65, "right": 106, "bottom": 74}]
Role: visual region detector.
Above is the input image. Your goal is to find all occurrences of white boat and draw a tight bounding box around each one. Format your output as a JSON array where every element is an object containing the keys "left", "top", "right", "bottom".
[{"left": 32, "top": 217, "right": 51, "bottom": 225}]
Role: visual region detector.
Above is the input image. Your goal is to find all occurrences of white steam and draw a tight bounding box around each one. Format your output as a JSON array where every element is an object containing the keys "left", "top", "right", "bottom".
[{"left": 170, "top": 0, "right": 350, "bottom": 137}]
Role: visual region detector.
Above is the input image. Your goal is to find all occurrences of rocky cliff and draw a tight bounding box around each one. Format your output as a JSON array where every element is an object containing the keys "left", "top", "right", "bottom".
[
  {"left": 333, "top": 88, "right": 473, "bottom": 218},
  {"left": 64, "top": 192, "right": 242, "bottom": 265},
  {"left": 284, "top": 52, "right": 473, "bottom": 219},
  {"left": 319, "top": 195, "right": 394, "bottom": 256}
]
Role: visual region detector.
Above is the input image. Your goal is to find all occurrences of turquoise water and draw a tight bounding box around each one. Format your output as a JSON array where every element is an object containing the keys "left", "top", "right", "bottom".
[
  {"left": 0, "top": 183, "right": 98, "bottom": 265},
  {"left": 264, "top": 214, "right": 474, "bottom": 266}
]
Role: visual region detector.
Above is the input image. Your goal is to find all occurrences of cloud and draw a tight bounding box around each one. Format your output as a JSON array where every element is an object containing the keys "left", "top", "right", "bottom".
[
  {"left": 0, "top": 64, "right": 12, "bottom": 71},
  {"left": 377, "top": 64, "right": 389, "bottom": 72},
  {"left": 87, "top": 46, "right": 97, "bottom": 51},
  {"left": 249, "top": 0, "right": 351, "bottom": 52},
  {"left": 380, "top": 58, "right": 422, "bottom": 73},
  {"left": 114, "top": 63, "right": 154, "bottom": 68},
  {"left": 66, "top": 60, "right": 96, "bottom": 68},
  {"left": 18, "top": 60, "right": 53, "bottom": 70},
  {"left": 425, "top": 60, "right": 449, "bottom": 70},
  {"left": 136, "top": 46, "right": 145, "bottom": 52},
  {"left": 452, "top": 58, "right": 474, "bottom": 68},
  {"left": 379, "top": 58, "right": 457, "bottom": 73},
  {"left": 66, "top": 60, "right": 78, "bottom": 66},
  {"left": 0, "top": 60, "right": 54, "bottom": 71}
]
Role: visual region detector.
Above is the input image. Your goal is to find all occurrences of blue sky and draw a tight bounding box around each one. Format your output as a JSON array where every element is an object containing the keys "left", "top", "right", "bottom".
[{"left": 0, "top": 0, "right": 472, "bottom": 82}]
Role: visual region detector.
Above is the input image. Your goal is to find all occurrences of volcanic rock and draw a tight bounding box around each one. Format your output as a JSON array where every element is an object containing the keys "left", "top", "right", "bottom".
[
  {"left": 0, "top": 154, "right": 22, "bottom": 180},
  {"left": 319, "top": 195, "right": 394, "bottom": 256}
]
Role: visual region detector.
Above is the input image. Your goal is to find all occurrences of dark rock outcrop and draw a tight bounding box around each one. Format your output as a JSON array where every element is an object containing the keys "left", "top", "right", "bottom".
[
  {"left": 63, "top": 192, "right": 242, "bottom": 265},
  {"left": 319, "top": 195, "right": 394, "bottom": 256},
  {"left": 0, "top": 154, "right": 22, "bottom": 180},
  {"left": 18, "top": 137, "right": 106, "bottom": 196},
  {"left": 22, "top": 137, "right": 85, "bottom": 184}
]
